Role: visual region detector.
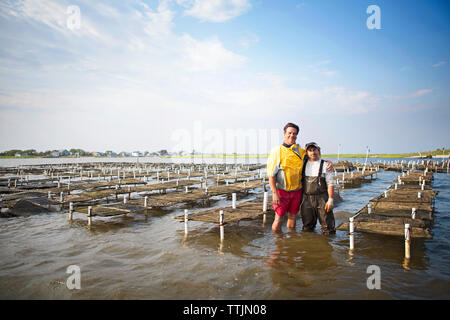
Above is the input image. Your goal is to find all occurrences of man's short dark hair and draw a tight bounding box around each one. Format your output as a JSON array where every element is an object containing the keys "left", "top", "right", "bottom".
[{"left": 283, "top": 122, "right": 299, "bottom": 134}]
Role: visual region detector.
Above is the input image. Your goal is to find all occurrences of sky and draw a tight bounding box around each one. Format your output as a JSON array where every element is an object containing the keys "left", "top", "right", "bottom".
[{"left": 0, "top": 0, "right": 449, "bottom": 155}]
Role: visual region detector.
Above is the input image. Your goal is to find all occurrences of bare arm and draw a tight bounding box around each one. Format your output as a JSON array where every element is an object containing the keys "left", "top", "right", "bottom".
[
  {"left": 269, "top": 176, "right": 280, "bottom": 205},
  {"left": 325, "top": 162, "right": 334, "bottom": 211},
  {"left": 325, "top": 160, "right": 334, "bottom": 172},
  {"left": 328, "top": 184, "right": 334, "bottom": 200}
]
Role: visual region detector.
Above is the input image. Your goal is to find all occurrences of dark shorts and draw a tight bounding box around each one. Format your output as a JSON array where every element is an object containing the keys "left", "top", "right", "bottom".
[{"left": 273, "top": 189, "right": 303, "bottom": 217}]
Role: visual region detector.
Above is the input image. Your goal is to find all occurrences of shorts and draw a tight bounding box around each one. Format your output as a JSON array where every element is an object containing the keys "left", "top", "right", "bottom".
[{"left": 273, "top": 189, "right": 303, "bottom": 217}]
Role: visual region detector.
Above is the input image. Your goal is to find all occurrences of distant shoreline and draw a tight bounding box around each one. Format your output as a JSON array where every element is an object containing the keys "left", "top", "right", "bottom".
[{"left": 1, "top": 154, "right": 448, "bottom": 159}]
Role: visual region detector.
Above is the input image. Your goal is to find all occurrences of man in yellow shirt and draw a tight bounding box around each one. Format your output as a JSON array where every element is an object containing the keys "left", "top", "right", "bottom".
[{"left": 267, "top": 123, "right": 306, "bottom": 232}]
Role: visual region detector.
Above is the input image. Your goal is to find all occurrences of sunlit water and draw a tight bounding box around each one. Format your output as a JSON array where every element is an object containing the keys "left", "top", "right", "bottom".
[{"left": 0, "top": 157, "right": 449, "bottom": 299}]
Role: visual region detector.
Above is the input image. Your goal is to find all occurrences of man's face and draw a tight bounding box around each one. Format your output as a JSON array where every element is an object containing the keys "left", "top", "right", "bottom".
[
  {"left": 307, "top": 147, "right": 320, "bottom": 161},
  {"left": 283, "top": 127, "right": 298, "bottom": 145}
]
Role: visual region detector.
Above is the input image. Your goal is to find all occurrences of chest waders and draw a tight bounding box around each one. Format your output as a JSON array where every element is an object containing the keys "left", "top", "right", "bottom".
[{"left": 300, "top": 158, "right": 336, "bottom": 235}]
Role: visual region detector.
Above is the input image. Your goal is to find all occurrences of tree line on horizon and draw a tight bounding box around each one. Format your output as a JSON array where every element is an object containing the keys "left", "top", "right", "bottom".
[{"left": 0, "top": 148, "right": 91, "bottom": 157}]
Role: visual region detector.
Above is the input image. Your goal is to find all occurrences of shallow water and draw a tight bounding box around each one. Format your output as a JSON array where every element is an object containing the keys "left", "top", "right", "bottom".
[{"left": 0, "top": 158, "right": 449, "bottom": 299}]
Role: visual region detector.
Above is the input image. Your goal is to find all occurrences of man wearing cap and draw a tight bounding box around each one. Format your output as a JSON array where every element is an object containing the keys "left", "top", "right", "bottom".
[
  {"left": 267, "top": 123, "right": 305, "bottom": 232},
  {"left": 300, "top": 142, "right": 336, "bottom": 235}
]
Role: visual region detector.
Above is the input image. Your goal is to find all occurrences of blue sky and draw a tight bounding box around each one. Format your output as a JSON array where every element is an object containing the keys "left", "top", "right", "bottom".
[{"left": 0, "top": 0, "right": 448, "bottom": 155}]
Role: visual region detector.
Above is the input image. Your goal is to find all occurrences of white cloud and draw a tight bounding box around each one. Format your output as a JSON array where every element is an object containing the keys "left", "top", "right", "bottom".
[
  {"left": 383, "top": 89, "right": 433, "bottom": 100},
  {"left": 307, "top": 59, "right": 338, "bottom": 77},
  {"left": 296, "top": 1, "right": 306, "bottom": 9},
  {"left": 432, "top": 61, "right": 447, "bottom": 68},
  {"left": 410, "top": 89, "right": 432, "bottom": 98},
  {"left": 191, "top": 83, "right": 377, "bottom": 118},
  {"left": 321, "top": 70, "right": 338, "bottom": 77},
  {"left": 142, "top": 0, "right": 175, "bottom": 40},
  {"left": 238, "top": 31, "right": 259, "bottom": 49},
  {"left": 179, "top": 34, "right": 247, "bottom": 72},
  {"left": 307, "top": 60, "right": 332, "bottom": 68},
  {"left": 181, "top": 0, "right": 251, "bottom": 22}
]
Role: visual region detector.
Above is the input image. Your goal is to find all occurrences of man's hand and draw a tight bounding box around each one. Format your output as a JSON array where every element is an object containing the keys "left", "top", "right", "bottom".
[
  {"left": 325, "top": 160, "right": 334, "bottom": 172},
  {"left": 272, "top": 192, "right": 280, "bottom": 206},
  {"left": 325, "top": 198, "right": 334, "bottom": 212}
]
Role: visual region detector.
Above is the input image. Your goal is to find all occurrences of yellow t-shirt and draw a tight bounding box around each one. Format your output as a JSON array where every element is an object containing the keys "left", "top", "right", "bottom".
[{"left": 267, "top": 144, "right": 306, "bottom": 191}]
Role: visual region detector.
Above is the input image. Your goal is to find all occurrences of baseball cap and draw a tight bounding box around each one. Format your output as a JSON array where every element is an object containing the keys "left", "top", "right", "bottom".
[{"left": 305, "top": 142, "right": 320, "bottom": 150}]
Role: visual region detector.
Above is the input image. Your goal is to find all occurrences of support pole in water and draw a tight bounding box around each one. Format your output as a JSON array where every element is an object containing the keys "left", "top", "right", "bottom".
[
  {"left": 411, "top": 208, "right": 416, "bottom": 220},
  {"left": 263, "top": 191, "right": 268, "bottom": 212},
  {"left": 88, "top": 206, "right": 92, "bottom": 227},
  {"left": 232, "top": 193, "right": 236, "bottom": 209},
  {"left": 69, "top": 202, "right": 73, "bottom": 220},
  {"left": 405, "top": 224, "right": 411, "bottom": 259},
  {"left": 219, "top": 210, "right": 224, "bottom": 241},
  {"left": 262, "top": 191, "right": 268, "bottom": 225},
  {"left": 349, "top": 217, "right": 355, "bottom": 251},
  {"left": 184, "top": 209, "right": 189, "bottom": 235},
  {"left": 144, "top": 196, "right": 148, "bottom": 208}
]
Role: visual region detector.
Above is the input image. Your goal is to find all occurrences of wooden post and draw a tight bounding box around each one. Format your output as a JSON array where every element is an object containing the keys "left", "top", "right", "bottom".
[
  {"left": 367, "top": 203, "right": 372, "bottom": 214},
  {"left": 411, "top": 208, "right": 416, "bottom": 219},
  {"left": 144, "top": 196, "right": 148, "bottom": 208},
  {"left": 405, "top": 224, "right": 411, "bottom": 259}
]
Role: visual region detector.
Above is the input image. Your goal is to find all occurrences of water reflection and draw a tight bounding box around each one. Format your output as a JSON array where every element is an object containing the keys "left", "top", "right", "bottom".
[
  {"left": 266, "top": 231, "right": 337, "bottom": 296},
  {"left": 351, "top": 232, "right": 429, "bottom": 270}
]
